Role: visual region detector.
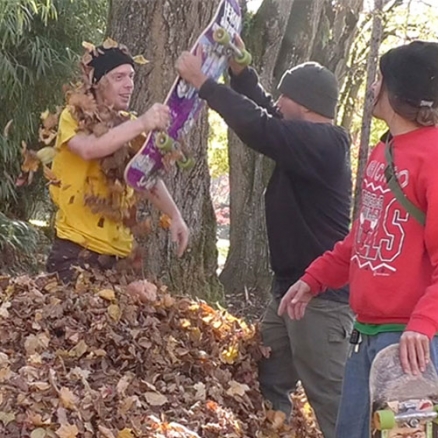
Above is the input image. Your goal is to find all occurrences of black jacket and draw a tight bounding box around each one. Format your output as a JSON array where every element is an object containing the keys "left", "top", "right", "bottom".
[{"left": 198, "top": 68, "right": 351, "bottom": 302}]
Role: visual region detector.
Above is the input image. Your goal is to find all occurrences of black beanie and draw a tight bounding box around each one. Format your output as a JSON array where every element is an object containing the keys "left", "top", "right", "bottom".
[
  {"left": 277, "top": 62, "right": 339, "bottom": 118},
  {"left": 380, "top": 41, "right": 438, "bottom": 108},
  {"left": 88, "top": 46, "right": 135, "bottom": 84}
]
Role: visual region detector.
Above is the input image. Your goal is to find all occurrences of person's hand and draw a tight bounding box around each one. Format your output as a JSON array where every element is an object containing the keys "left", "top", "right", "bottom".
[
  {"left": 228, "top": 34, "right": 248, "bottom": 76},
  {"left": 278, "top": 280, "right": 313, "bottom": 320},
  {"left": 170, "top": 214, "right": 189, "bottom": 257},
  {"left": 140, "top": 103, "right": 170, "bottom": 132},
  {"left": 176, "top": 47, "right": 207, "bottom": 89},
  {"left": 399, "top": 331, "right": 430, "bottom": 375}
]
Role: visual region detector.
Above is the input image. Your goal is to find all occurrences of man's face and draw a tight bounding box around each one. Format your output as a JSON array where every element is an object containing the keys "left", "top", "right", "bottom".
[
  {"left": 388, "top": 426, "right": 426, "bottom": 438},
  {"left": 276, "top": 94, "right": 305, "bottom": 121},
  {"left": 98, "top": 64, "right": 135, "bottom": 111}
]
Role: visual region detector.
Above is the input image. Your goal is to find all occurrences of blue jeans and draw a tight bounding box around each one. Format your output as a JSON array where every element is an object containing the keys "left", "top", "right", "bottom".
[{"left": 336, "top": 332, "right": 438, "bottom": 438}]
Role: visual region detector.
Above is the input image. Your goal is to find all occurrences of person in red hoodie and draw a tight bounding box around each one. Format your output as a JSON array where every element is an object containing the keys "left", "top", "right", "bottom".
[{"left": 278, "top": 40, "right": 438, "bottom": 437}]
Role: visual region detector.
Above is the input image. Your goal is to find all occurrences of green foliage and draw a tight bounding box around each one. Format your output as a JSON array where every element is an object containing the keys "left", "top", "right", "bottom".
[
  {"left": 208, "top": 110, "right": 229, "bottom": 178},
  {"left": 0, "top": 135, "right": 20, "bottom": 208},
  {"left": 0, "top": 0, "right": 108, "bottom": 219},
  {"left": 0, "top": 212, "right": 46, "bottom": 274},
  {"left": 0, "top": 212, "right": 39, "bottom": 253}
]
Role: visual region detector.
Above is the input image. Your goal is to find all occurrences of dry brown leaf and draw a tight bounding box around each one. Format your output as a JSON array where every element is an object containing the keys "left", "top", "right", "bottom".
[
  {"left": 30, "top": 428, "right": 47, "bottom": 438},
  {"left": 30, "top": 381, "right": 51, "bottom": 391},
  {"left": 133, "top": 55, "right": 149, "bottom": 65},
  {"left": 56, "top": 423, "right": 79, "bottom": 438},
  {"left": 24, "top": 333, "right": 50, "bottom": 356},
  {"left": 159, "top": 214, "right": 172, "bottom": 230},
  {"left": 0, "top": 411, "right": 15, "bottom": 426},
  {"left": 82, "top": 41, "right": 95, "bottom": 51},
  {"left": 108, "top": 304, "right": 121, "bottom": 321},
  {"left": 102, "top": 37, "right": 118, "bottom": 49},
  {"left": 226, "top": 380, "right": 250, "bottom": 397},
  {"left": 41, "top": 111, "right": 59, "bottom": 130},
  {"left": 193, "top": 382, "right": 206, "bottom": 401},
  {"left": 92, "top": 122, "right": 109, "bottom": 137},
  {"left": 21, "top": 143, "right": 40, "bottom": 173},
  {"left": 36, "top": 146, "right": 56, "bottom": 164},
  {"left": 27, "top": 412, "right": 51, "bottom": 426},
  {"left": 116, "top": 374, "right": 132, "bottom": 396},
  {"left": 126, "top": 280, "right": 157, "bottom": 303},
  {"left": 117, "top": 429, "right": 134, "bottom": 438},
  {"left": 98, "top": 288, "right": 116, "bottom": 301},
  {"left": 98, "top": 425, "right": 116, "bottom": 438},
  {"left": 271, "top": 410, "right": 287, "bottom": 430},
  {"left": 67, "top": 92, "right": 97, "bottom": 116},
  {"left": 59, "top": 387, "right": 78, "bottom": 410},
  {"left": 144, "top": 392, "right": 168, "bottom": 407},
  {"left": 69, "top": 340, "right": 88, "bottom": 358},
  {"left": 39, "top": 128, "right": 57, "bottom": 146},
  {"left": 0, "top": 301, "right": 11, "bottom": 318},
  {"left": 220, "top": 344, "right": 239, "bottom": 364}
]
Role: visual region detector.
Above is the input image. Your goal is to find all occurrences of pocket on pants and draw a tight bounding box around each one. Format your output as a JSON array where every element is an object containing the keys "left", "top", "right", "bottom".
[
  {"left": 328, "top": 316, "right": 352, "bottom": 344},
  {"left": 328, "top": 325, "right": 349, "bottom": 343}
]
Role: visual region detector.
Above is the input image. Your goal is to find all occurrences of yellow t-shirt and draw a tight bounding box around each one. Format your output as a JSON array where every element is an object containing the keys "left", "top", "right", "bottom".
[{"left": 49, "top": 108, "right": 134, "bottom": 257}]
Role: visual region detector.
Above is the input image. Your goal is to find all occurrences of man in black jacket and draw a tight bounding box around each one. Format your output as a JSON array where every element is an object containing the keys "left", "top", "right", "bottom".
[{"left": 176, "top": 43, "right": 353, "bottom": 437}]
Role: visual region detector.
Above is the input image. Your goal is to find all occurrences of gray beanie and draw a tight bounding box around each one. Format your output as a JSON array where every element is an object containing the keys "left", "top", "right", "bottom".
[{"left": 277, "top": 62, "right": 339, "bottom": 118}]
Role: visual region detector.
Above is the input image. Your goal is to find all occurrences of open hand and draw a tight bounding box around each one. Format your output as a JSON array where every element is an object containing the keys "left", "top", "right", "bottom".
[
  {"left": 399, "top": 331, "right": 430, "bottom": 375},
  {"left": 278, "top": 280, "right": 313, "bottom": 320}
]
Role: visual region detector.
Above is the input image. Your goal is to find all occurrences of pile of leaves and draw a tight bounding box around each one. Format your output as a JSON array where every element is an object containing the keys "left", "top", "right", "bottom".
[{"left": 0, "top": 270, "right": 322, "bottom": 438}]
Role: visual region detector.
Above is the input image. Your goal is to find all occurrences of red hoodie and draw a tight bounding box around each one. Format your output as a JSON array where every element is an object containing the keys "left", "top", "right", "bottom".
[{"left": 302, "top": 127, "right": 438, "bottom": 338}]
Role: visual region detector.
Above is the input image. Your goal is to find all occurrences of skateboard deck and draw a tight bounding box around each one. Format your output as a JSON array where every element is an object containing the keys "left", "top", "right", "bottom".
[
  {"left": 370, "top": 344, "right": 438, "bottom": 438},
  {"left": 124, "top": 0, "right": 247, "bottom": 191}
]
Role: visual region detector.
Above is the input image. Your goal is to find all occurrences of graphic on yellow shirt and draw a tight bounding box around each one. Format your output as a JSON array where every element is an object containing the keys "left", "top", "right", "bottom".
[{"left": 49, "top": 108, "right": 135, "bottom": 257}]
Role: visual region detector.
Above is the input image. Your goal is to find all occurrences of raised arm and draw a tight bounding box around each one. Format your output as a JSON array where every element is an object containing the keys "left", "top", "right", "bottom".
[{"left": 67, "top": 103, "right": 170, "bottom": 160}]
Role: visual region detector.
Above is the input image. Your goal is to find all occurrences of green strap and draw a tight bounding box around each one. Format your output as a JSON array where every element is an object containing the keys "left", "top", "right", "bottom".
[{"left": 384, "top": 138, "right": 426, "bottom": 226}]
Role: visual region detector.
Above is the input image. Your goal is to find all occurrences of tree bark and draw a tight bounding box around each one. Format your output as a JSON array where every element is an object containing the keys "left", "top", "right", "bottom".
[
  {"left": 353, "top": 0, "right": 384, "bottom": 219},
  {"left": 220, "top": 0, "right": 364, "bottom": 297},
  {"left": 219, "top": 0, "right": 295, "bottom": 298},
  {"left": 107, "top": 0, "right": 222, "bottom": 299}
]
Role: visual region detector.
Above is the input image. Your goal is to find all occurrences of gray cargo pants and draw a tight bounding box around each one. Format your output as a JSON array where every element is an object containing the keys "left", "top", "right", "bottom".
[{"left": 258, "top": 296, "right": 354, "bottom": 438}]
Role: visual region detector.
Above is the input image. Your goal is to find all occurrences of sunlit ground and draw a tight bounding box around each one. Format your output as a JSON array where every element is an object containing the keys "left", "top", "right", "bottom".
[{"left": 217, "top": 238, "right": 230, "bottom": 273}]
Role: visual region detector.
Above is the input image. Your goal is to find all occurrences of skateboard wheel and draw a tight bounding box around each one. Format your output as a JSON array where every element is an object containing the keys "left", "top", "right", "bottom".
[
  {"left": 155, "top": 132, "right": 173, "bottom": 153},
  {"left": 213, "top": 27, "right": 230, "bottom": 45},
  {"left": 234, "top": 49, "right": 252, "bottom": 67},
  {"left": 374, "top": 410, "right": 396, "bottom": 430},
  {"left": 177, "top": 157, "right": 195, "bottom": 170}
]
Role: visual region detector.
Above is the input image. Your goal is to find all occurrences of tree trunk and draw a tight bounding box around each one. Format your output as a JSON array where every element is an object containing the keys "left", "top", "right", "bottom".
[
  {"left": 219, "top": 0, "right": 295, "bottom": 298},
  {"left": 310, "top": 0, "right": 363, "bottom": 84},
  {"left": 107, "top": 0, "right": 222, "bottom": 299},
  {"left": 353, "top": 0, "right": 384, "bottom": 219},
  {"left": 220, "top": 0, "right": 364, "bottom": 297}
]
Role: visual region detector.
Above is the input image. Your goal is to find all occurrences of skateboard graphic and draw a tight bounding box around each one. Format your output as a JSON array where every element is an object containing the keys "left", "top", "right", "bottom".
[
  {"left": 124, "top": 0, "right": 251, "bottom": 190},
  {"left": 370, "top": 344, "right": 438, "bottom": 438}
]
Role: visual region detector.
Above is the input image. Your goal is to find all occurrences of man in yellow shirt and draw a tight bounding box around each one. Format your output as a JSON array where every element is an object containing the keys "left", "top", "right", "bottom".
[{"left": 46, "top": 42, "right": 189, "bottom": 282}]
